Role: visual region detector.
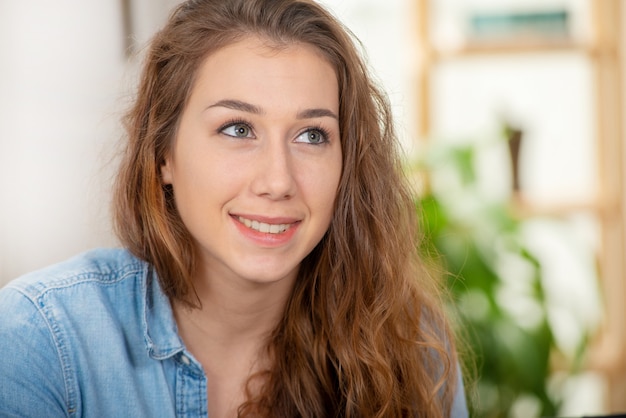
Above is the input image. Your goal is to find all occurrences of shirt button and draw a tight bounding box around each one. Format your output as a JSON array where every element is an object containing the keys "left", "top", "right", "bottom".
[{"left": 180, "top": 354, "right": 190, "bottom": 365}]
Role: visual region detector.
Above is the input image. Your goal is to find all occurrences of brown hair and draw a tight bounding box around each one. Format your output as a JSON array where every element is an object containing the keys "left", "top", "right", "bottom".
[{"left": 113, "top": 0, "right": 460, "bottom": 416}]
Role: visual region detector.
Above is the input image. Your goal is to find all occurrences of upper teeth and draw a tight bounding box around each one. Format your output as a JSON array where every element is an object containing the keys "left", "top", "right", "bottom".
[{"left": 238, "top": 216, "right": 290, "bottom": 234}]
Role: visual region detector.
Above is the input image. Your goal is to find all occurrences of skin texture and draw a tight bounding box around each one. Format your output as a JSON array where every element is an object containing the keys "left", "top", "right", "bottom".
[{"left": 160, "top": 36, "right": 342, "bottom": 417}]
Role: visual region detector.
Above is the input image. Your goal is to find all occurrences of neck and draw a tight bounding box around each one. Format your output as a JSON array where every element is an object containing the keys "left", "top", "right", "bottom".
[
  {"left": 174, "top": 262, "right": 296, "bottom": 351},
  {"left": 173, "top": 263, "right": 297, "bottom": 418}
]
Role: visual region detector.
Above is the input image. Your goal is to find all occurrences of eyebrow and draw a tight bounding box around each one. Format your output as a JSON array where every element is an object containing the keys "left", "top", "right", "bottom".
[
  {"left": 208, "top": 99, "right": 262, "bottom": 114},
  {"left": 296, "top": 108, "right": 338, "bottom": 120},
  {"left": 207, "top": 99, "right": 338, "bottom": 120}
]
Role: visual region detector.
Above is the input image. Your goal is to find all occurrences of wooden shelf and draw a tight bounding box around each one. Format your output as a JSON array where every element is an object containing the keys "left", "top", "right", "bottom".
[
  {"left": 429, "top": 39, "right": 595, "bottom": 61},
  {"left": 509, "top": 192, "right": 612, "bottom": 219}
]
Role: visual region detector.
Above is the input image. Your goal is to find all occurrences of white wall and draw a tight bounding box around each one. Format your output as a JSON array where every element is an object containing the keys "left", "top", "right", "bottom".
[
  {"left": 0, "top": 2, "right": 122, "bottom": 284},
  {"left": 0, "top": 1, "right": 176, "bottom": 285}
]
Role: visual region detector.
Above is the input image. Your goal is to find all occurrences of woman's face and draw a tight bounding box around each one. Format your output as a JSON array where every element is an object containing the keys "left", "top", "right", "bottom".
[{"left": 161, "top": 36, "right": 342, "bottom": 289}]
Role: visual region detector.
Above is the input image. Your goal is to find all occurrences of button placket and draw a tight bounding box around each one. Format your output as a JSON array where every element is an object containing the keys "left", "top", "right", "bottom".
[{"left": 175, "top": 352, "right": 208, "bottom": 418}]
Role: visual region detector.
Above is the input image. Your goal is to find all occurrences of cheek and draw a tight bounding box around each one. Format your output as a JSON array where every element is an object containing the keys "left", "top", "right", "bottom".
[
  {"left": 171, "top": 156, "right": 240, "bottom": 213},
  {"left": 300, "top": 160, "right": 342, "bottom": 218}
]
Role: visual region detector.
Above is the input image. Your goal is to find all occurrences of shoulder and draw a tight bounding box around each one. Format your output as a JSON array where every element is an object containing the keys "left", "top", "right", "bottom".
[
  {"left": 4, "top": 249, "right": 144, "bottom": 288},
  {"left": 0, "top": 247, "right": 153, "bottom": 362},
  {"left": 0, "top": 247, "right": 152, "bottom": 347},
  {"left": 0, "top": 248, "right": 156, "bottom": 416},
  {"left": 0, "top": 247, "right": 152, "bottom": 348},
  {"left": 2, "top": 248, "right": 148, "bottom": 298}
]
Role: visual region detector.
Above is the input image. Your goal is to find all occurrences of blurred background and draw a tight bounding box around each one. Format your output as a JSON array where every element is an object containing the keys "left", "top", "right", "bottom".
[{"left": 0, "top": 0, "right": 623, "bottom": 416}]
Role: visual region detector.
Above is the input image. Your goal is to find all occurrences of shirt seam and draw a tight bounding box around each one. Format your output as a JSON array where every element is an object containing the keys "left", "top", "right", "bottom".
[
  {"left": 21, "top": 261, "right": 147, "bottom": 300},
  {"left": 10, "top": 288, "right": 75, "bottom": 417}
]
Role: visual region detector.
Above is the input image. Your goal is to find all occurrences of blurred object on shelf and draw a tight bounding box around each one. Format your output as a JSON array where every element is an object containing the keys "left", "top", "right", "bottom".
[
  {"left": 468, "top": 8, "right": 570, "bottom": 45},
  {"left": 504, "top": 122, "right": 523, "bottom": 193}
]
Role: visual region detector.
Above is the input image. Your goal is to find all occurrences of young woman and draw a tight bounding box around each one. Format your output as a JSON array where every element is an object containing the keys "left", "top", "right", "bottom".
[{"left": 0, "top": 0, "right": 468, "bottom": 416}]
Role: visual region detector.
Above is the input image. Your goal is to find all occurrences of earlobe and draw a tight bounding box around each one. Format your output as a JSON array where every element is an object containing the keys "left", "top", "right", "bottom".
[{"left": 160, "top": 159, "right": 173, "bottom": 185}]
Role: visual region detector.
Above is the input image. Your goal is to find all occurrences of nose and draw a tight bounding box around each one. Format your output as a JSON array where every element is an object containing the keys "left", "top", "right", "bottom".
[{"left": 250, "top": 139, "right": 297, "bottom": 200}]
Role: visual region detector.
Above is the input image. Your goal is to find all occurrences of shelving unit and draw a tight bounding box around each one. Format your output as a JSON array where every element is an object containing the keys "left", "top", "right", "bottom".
[
  {"left": 588, "top": 1, "right": 626, "bottom": 410},
  {"left": 416, "top": 0, "right": 625, "bottom": 411},
  {"left": 430, "top": 40, "right": 596, "bottom": 59}
]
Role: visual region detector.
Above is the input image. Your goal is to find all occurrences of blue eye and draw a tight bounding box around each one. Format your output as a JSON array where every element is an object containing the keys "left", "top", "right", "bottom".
[
  {"left": 295, "top": 129, "right": 328, "bottom": 145},
  {"left": 221, "top": 122, "right": 253, "bottom": 138}
]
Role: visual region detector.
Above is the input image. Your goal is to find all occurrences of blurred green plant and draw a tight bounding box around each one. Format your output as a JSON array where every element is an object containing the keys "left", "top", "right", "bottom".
[{"left": 413, "top": 138, "right": 565, "bottom": 417}]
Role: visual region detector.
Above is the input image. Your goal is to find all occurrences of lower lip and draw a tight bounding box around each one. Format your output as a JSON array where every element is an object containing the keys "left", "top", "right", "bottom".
[{"left": 231, "top": 216, "right": 300, "bottom": 247}]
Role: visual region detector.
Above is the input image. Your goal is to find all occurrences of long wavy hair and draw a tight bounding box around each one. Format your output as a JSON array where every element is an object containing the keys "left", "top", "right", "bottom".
[{"left": 113, "top": 0, "right": 459, "bottom": 416}]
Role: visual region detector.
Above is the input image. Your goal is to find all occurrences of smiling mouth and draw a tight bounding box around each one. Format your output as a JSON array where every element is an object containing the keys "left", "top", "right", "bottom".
[{"left": 237, "top": 216, "right": 293, "bottom": 234}]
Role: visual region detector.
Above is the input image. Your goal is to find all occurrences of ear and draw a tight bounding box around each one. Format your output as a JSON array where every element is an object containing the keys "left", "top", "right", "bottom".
[{"left": 160, "top": 157, "right": 173, "bottom": 185}]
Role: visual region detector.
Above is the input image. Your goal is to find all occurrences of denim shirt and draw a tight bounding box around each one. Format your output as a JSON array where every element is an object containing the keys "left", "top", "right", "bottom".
[{"left": 0, "top": 248, "right": 468, "bottom": 417}]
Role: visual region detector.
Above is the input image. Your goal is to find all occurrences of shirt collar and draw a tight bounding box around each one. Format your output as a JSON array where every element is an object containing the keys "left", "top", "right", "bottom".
[{"left": 141, "top": 264, "right": 185, "bottom": 360}]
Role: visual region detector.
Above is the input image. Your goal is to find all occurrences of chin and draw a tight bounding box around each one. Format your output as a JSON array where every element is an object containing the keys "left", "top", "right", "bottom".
[{"left": 238, "top": 264, "right": 299, "bottom": 286}]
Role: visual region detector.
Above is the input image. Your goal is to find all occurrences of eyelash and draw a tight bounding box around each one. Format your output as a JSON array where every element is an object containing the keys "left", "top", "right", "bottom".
[
  {"left": 218, "top": 118, "right": 252, "bottom": 137},
  {"left": 218, "top": 119, "right": 332, "bottom": 145},
  {"left": 299, "top": 124, "right": 332, "bottom": 145}
]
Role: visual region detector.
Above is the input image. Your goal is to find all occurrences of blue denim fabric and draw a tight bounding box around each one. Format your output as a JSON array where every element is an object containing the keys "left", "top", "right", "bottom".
[{"left": 0, "top": 248, "right": 468, "bottom": 417}]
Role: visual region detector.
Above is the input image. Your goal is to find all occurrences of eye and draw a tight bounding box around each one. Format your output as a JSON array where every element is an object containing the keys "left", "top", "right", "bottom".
[
  {"left": 294, "top": 128, "right": 328, "bottom": 145},
  {"left": 221, "top": 122, "right": 253, "bottom": 138}
]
